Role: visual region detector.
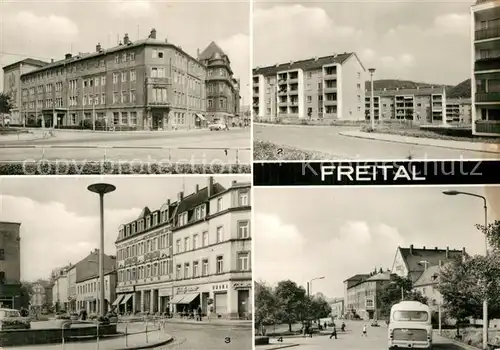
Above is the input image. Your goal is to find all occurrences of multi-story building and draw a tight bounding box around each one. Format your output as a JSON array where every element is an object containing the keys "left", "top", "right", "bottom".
[
  {"left": 4, "top": 29, "right": 240, "bottom": 130},
  {"left": 31, "top": 280, "right": 53, "bottom": 311},
  {"left": 446, "top": 98, "right": 472, "bottom": 124},
  {"left": 76, "top": 271, "right": 117, "bottom": 315},
  {"left": 66, "top": 265, "right": 77, "bottom": 312},
  {"left": 115, "top": 177, "right": 252, "bottom": 319},
  {"left": 330, "top": 297, "right": 345, "bottom": 319},
  {"left": 0, "top": 222, "right": 22, "bottom": 309},
  {"left": 365, "top": 86, "right": 447, "bottom": 124},
  {"left": 197, "top": 42, "right": 240, "bottom": 124},
  {"left": 2, "top": 59, "right": 48, "bottom": 125},
  {"left": 471, "top": 0, "right": 500, "bottom": 135},
  {"left": 51, "top": 264, "right": 71, "bottom": 311},
  {"left": 253, "top": 53, "right": 366, "bottom": 121},
  {"left": 412, "top": 264, "right": 443, "bottom": 312}
]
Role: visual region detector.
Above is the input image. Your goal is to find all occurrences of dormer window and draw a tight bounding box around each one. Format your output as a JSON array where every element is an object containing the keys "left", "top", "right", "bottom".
[
  {"left": 178, "top": 212, "right": 188, "bottom": 226},
  {"left": 217, "top": 197, "right": 223, "bottom": 212},
  {"left": 125, "top": 225, "right": 130, "bottom": 236},
  {"left": 153, "top": 213, "right": 158, "bottom": 226},
  {"left": 131, "top": 223, "right": 136, "bottom": 234},
  {"left": 146, "top": 216, "right": 151, "bottom": 229}
]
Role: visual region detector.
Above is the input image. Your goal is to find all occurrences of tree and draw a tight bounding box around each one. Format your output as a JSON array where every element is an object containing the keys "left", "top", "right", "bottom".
[
  {"left": 0, "top": 92, "right": 13, "bottom": 114},
  {"left": 19, "top": 281, "right": 34, "bottom": 309},
  {"left": 255, "top": 282, "right": 279, "bottom": 335},
  {"left": 476, "top": 220, "right": 500, "bottom": 252},
  {"left": 378, "top": 276, "right": 427, "bottom": 318},
  {"left": 309, "top": 295, "right": 331, "bottom": 325},
  {"left": 274, "top": 280, "right": 306, "bottom": 332}
]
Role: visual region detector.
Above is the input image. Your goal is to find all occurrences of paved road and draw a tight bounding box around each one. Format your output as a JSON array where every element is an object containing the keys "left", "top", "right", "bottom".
[
  {"left": 0, "top": 128, "right": 251, "bottom": 164},
  {"left": 155, "top": 322, "right": 251, "bottom": 350},
  {"left": 254, "top": 124, "right": 494, "bottom": 160},
  {"left": 265, "top": 321, "right": 467, "bottom": 350}
]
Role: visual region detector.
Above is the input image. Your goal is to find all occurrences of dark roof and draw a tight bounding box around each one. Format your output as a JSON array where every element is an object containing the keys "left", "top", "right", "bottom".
[
  {"left": 399, "top": 247, "right": 464, "bottom": 283},
  {"left": 475, "top": 0, "right": 496, "bottom": 4},
  {"left": 198, "top": 41, "right": 226, "bottom": 61},
  {"left": 75, "top": 250, "right": 116, "bottom": 283},
  {"left": 137, "top": 207, "right": 151, "bottom": 219},
  {"left": 367, "top": 86, "right": 445, "bottom": 97},
  {"left": 2, "top": 58, "right": 48, "bottom": 71},
  {"left": 253, "top": 53, "right": 354, "bottom": 76},
  {"left": 176, "top": 183, "right": 226, "bottom": 216},
  {"left": 413, "top": 265, "right": 441, "bottom": 287},
  {"left": 366, "top": 271, "right": 392, "bottom": 281},
  {"left": 343, "top": 274, "right": 370, "bottom": 283}
]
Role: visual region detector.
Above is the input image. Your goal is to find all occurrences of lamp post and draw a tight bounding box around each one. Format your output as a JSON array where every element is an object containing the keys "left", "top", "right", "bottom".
[
  {"left": 442, "top": 190, "right": 488, "bottom": 350},
  {"left": 88, "top": 183, "right": 116, "bottom": 317},
  {"left": 368, "top": 68, "right": 376, "bottom": 130},
  {"left": 307, "top": 276, "right": 325, "bottom": 297}
]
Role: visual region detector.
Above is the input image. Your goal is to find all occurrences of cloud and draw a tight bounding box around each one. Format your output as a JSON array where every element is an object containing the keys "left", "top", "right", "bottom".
[
  {"left": 434, "top": 13, "right": 469, "bottom": 35},
  {"left": 111, "top": 0, "right": 154, "bottom": 18},
  {"left": 8, "top": 11, "right": 79, "bottom": 43},
  {"left": 0, "top": 195, "right": 138, "bottom": 281}
]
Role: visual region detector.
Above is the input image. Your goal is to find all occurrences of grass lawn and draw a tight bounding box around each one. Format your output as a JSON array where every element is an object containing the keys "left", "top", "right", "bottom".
[
  {"left": 441, "top": 327, "right": 500, "bottom": 348},
  {"left": 0, "top": 127, "right": 29, "bottom": 135},
  {"left": 253, "top": 140, "right": 335, "bottom": 160}
]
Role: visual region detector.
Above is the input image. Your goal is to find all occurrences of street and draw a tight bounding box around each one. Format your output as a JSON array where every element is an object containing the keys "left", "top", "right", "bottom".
[
  {"left": 0, "top": 128, "right": 251, "bottom": 164},
  {"left": 155, "top": 322, "right": 252, "bottom": 350},
  {"left": 254, "top": 124, "right": 494, "bottom": 159},
  {"left": 264, "top": 321, "right": 467, "bottom": 350}
]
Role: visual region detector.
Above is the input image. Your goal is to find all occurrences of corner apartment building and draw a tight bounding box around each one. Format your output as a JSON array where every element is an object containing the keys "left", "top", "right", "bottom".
[
  {"left": 253, "top": 53, "right": 366, "bottom": 121},
  {"left": 76, "top": 271, "right": 117, "bottom": 315},
  {"left": 471, "top": 0, "right": 500, "bottom": 135},
  {"left": 446, "top": 98, "right": 472, "bottom": 124},
  {"left": 0, "top": 222, "right": 22, "bottom": 309},
  {"left": 365, "top": 86, "right": 448, "bottom": 124},
  {"left": 115, "top": 177, "right": 252, "bottom": 319},
  {"left": 4, "top": 29, "right": 240, "bottom": 129}
]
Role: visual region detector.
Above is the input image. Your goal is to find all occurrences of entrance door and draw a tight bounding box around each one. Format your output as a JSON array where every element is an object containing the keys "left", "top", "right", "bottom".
[
  {"left": 201, "top": 293, "right": 209, "bottom": 315},
  {"left": 152, "top": 114, "right": 163, "bottom": 130},
  {"left": 214, "top": 292, "right": 227, "bottom": 317},
  {"left": 237, "top": 290, "right": 249, "bottom": 319}
]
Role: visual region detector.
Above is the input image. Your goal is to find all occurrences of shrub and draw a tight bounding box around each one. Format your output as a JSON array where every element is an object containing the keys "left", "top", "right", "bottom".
[
  {"left": 254, "top": 336, "right": 270, "bottom": 345},
  {"left": 253, "top": 140, "right": 334, "bottom": 161}
]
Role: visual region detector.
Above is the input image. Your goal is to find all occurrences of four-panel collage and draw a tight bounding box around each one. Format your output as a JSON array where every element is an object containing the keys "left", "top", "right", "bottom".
[{"left": 0, "top": 0, "right": 498, "bottom": 349}]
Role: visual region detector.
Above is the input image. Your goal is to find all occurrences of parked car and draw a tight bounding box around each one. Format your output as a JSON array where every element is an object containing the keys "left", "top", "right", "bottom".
[
  {"left": 0, "top": 308, "right": 31, "bottom": 330},
  {"left": 208, "top": 123, "right": 228, "bottom": 131}
]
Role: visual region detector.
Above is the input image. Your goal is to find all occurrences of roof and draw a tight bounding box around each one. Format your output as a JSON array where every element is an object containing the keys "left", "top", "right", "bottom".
[
  {"left": 413, "top": 265, "right": 441, "bottom": 288},
  {"left": 366, "top": 271, "right": 392, "bottom": 281},
  {"left": 368, "top": 86, "right": 445, "bottom": 97},
  {"left": 253, "top": 53, "right": 354, "bottom": 76},
  {"left": 75, "top": 250, "right": 116, "bottom": 283},
  {"left": 2, "top": 58, "right": 48, "bottom": 71},
  {"left": 137, "top": 207, "right": 151, "bottom": 219},
  {"left": 198, "top": 41, "right": 227, "bottom": 61},
  {"left": 343, "top": 274, "right": 370, "bottom": 283},
  {"left": 475, "top": 0, "right": 498, "bottom": 4},
  {"left": 176, "top": 183, "right": 226, "bottom": 216}
]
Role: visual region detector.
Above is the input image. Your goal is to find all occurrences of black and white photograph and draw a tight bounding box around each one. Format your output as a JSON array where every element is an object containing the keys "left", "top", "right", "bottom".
[
  {"left": 254, "top": 185, "right": 500, "bottom": 350},
  {"left": 0, "top": 175, "right": 252, "bottom": 349},
  {"left": 252, "top": 0, "right": 500, "bottom": 160},
  {"left": 0, "top": 0, "right": 251, "bottom": 174}
]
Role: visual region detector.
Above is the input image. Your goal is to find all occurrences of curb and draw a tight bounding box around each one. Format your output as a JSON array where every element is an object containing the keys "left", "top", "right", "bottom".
[
  {"left": 254, "top": 122, "right": 358, "bottom": 129},
  {"left": 435, "top": 336, "right": 479, "bottom": 350},
  {"left": 114, "top": 335, "right": 174, "bottom": 350},
  {"left": 338, "top": 131, "right": 500, "bottom": 155},
  {"left": 258, "top": 344, "right": 300, "bottom": 350}
]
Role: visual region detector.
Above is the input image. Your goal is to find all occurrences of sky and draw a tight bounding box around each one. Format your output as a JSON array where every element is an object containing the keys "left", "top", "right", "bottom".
[
  {"left": 0, "top": 0, "right": 250, "bottom": 103},
  {"left": 0, "top": 175, "right": 250, "bottom": 281},
  {"left": 254, "top": 0, "right": 475, "bottom": 86},
  {"left": 254, "top": 185, "right": 500, "bottom": 298}
]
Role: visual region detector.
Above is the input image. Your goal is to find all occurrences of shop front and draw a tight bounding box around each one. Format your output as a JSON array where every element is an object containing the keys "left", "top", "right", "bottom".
[
  {"left": 233, "top": 281, "right": 252, "bottom": 320},
  {"left": 170, "top": 286, "right": 203, "bottom": 317},
  {"left": 115, "top": 286, "right": 134, "bottom": 315}
]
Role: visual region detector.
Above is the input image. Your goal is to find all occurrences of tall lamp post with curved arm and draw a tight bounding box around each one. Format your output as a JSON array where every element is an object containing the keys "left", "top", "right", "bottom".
[{"left": 442, "top": 190, "right": 488, "bottom": 350}]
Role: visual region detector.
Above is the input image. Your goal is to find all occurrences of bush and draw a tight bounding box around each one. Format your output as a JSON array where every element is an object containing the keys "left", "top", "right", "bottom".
[
  {"left": 254, "top": 336, "right": 270, "bottom": 345},
  {"left": 253, "top": 140, "right": 334, "bottom": 160}
]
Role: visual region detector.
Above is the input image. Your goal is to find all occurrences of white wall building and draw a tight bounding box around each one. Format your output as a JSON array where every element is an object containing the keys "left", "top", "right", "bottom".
[{"left": 76, "top": 272, "right": 117, "bottom": 315}]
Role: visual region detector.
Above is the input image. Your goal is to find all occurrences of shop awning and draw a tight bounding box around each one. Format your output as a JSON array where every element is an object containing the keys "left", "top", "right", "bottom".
[
  {"left": 112, "top": 295, "right": 124, "bottom": 306},
  {"left": 120, "top": 294, "right": 133, "bottom": 305},
  {"left": 177, "top": 293, "right": 199, "bottom": 304},
  {"left": 195, "top": 113, "right": 207, "bottom": 121},
  {"left": 168, "top": 295, "right": 185, "bottom": 304}
]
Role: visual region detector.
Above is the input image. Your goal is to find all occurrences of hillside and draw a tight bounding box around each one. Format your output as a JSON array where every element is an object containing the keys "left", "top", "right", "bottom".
[
  {"left": 365, "top": 79, "right": 470, "bottom": 98},
  {"left": 446, "top": 79, "right": 471, "bottom": 99}
]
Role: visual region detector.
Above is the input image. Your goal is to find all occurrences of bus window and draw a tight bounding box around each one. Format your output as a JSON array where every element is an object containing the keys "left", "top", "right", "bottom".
[{"left": 393, "top": 310, "right": 428, "bottom": 322}]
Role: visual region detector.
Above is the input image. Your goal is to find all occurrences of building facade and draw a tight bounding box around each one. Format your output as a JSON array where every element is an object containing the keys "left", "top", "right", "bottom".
[
  {"left": 253, "top": 53, "right": 366, "bottom": 121},
  {"left": 330, "top": 298, "right": 345, "bottom": 319},
  {"left": 446, "top": 98, "right": 472, "bottom": 124},
  {"left": 52, "top": 272, "right": 69, "bottom": 312},
  {"left": 3, "top": 29, "right": 240, "bottom": 130},
  {"left": 365, "top": 86, "right": 448, "bottom": 124},
  {"left": 115, "top": 177, "right": 252, "bottom": 319},
  {"left": 76, "top": 271, "right": 117, "bottom": 315},
  {"left": 412, "top": 264, "right": 443, "bottom": 312},
  {"left": 0, "top": 222, "right": 22, "bottom": 309},
  {"left": 30, "top": 281, "right": 53, "bottom": 311},
  {"left": 471, "top": 0, "right": 500, "bottom": 135}
]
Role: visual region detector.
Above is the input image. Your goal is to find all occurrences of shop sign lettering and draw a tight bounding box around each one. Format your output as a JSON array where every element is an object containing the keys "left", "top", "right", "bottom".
[
  {"left": 233, "top": 282, "right": 252, "bottom": 289},
  {"left": 176, "top": 286, "right": 199, "bottom": 294}
]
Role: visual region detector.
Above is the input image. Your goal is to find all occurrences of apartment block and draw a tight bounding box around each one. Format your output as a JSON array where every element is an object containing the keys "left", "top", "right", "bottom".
[
  {"left": 0, "top": 222, "right": 22, "bottom": 309},
  {"left": 365, "top": 86, "right": 448, "bottom": 124},
  {"left": 253, "top": 53, "right": 366, "bottom": 121},
  {"left": 115, "top": 177, "right": 252, "bottom": 319},
  {"left": 446, "top": 98, "right": 472, "bottom": 124},
  {"left": 471, "top": 0, "right": 500, "bottom": 135},
  {"left": 3, "top": 29, "right": 240, "bottom": 130}
]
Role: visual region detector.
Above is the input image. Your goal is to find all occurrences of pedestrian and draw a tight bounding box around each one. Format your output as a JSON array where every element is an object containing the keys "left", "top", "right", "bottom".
[
  {"left": 324, "top": 322, "right": 327, "bottom": 329},
  {"left": 197, "top": 305, "right": 202, "bottom": 321},
  {"left": 341, "top": 322, "right": 346, "bottom": 332},
  {"left": 362, "top": 324, "right": 367, "bottom": 337},
  {"left": 329, "top": 325, "right": 337, "bottom": 339}
]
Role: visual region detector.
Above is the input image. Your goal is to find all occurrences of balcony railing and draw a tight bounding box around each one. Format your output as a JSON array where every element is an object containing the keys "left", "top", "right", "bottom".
[
  {"left": 476, "top": 120, "right": 500, "bottom": 134},
  {"left": 278, "top": 90, "right": 288, "bottom": 96},
  {"left": 475, "top": 57, "right": 500, "bottom": 71},
  {"left": 324, "top": 73, "right": 337, "bottom": 80},
  {"left": 324, "top": 87, "right": 337, "bottom": 93},
  {"left": 278, "top": 102, "right": 288, "bottom": 107},
  {"left": 289, "top": 89, "right": 299, "bottom": 95},
  {"left": 475, "top": 26, "right": 500, "bottom": 41},
  {"left": 476, "top": 91, "right": 500, "bottom": 102},
  {"left": 278, "top": 79, "right": 287, "bottom": 85},
  {"left": 324, "top": 100, "right": 337, "bottom": 106}
]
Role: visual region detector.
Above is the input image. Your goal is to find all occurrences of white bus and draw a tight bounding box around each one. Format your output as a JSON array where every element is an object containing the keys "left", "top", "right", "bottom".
[{"left": 388, "top": 301, "right": 433, "bottom": 349}]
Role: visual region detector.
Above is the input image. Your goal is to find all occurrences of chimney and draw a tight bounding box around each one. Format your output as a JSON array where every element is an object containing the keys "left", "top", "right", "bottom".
[
  {"left": 435, "top": 247, "right": 438, "bottom": 250},
  {"left": 178, "top": 191, "right": 184, "bottom": 201},
  {"left": 462, "top": 247, "right": 466, "bottom": 255},
  {"left": 96, "top": 43, "right": 101, "bottom": 52},
  {"left": 123, "top": 33, "right": 130, "bottom": 45},
  {"left": 446, "top": 247, "right": 449, "bottom": 259},
  {"left": 207, "top": 176, "right": 214, "bottom": 197},
  {"left": 409, "top": 244, "right": 414, "bottom": 255},
  {"left": 149, "top": 28, "right": 157, "bottom": 39},
  {"left": 423, "top": 246, "right": 426, "bottom": 250},
  {"left": 195, "top": 184, "right": 199, "bottom": 193},
  {"left": 65, "top": 53, "right": 72, "bottom": 60},
  {"left": 197, "top": 48, "right": 200, "bottom": 57},
  {"left": 167, "top": 199, "right": 170, "bottom": 206},
  {"left": 51, "top": 58, "right": 54, "bottom": 63}
]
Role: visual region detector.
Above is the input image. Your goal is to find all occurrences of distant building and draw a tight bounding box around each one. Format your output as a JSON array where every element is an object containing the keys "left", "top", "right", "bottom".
[
  {"left": 51, "top": 264, "right": 72, "bottom": 311},
  {"left": 0, "top": 222, "right": 22, "bottom": 309},
  {"left": 330, "top": 297, "right": 345, "bottom": 319},
  {"left": 253, "top": 53, "right": 367, "bottom": 121},
  {"left": 76, "top": 271, "right": 117, "bottom": 315},
  {"left": 471, "top": 0, "right": 500, "bottom": 136},
  {"left": 365, "top": 86, "right": 448, "bottom": 124},
  {"left": 446, "top": 98, "right": 472, "bottom": 124},
  {"left": 412, "top": 264, "right": 443, "bottom": 312},
  {"left": 31, "top": 280, "right": 53, "bottom": 311}
]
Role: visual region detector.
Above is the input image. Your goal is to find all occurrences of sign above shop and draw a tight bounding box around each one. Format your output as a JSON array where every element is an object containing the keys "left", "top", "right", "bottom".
[
  {"left": 159, "top": 288, "right": 172, "bottom": 297},
  {"left": 177, "top": 286, "right": 199, "bottom": 294},
  {"left": 117, "top": 286, "right": 134, "bottom": 293},
  {"left": 233, "top": 281, "right": 252, "bottom": 289}
]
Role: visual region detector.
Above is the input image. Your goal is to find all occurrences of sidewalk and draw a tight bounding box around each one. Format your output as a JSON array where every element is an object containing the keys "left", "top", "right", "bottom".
[
  {"left": 339, "top": 130, "right": 500, "bottom": 154},
  {"left": 120, "top": 316, "right": 251, "bottom": 328},
  {"left": 433, "top": 332, "right": 478, "bottom": 350},
  {"left": 0, "top": 130, "right": 51, "bottom": 142}
]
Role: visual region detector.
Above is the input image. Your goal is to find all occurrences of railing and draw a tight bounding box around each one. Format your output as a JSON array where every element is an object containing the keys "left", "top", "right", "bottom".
[
  {"left": 475, "top": 57, "right": 500, "bottom": 71},
  {"left": 476, "top": 120, "right": 500, "bottom": 134},
  {"left": 324, "top": 73, "right": 337, "bottom": 80},
  {"left": 476, "top": 91, "right": 500, "bottom": 102},
  {"left": 475, "top": 26, "right": 500, "bottom": 41}
]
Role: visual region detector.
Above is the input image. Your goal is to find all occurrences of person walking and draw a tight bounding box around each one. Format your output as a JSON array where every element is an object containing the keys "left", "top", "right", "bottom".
[
  {"left": 362, "top": 324, "right": 367, "bottom": 337},
  {"left": 341, "top": 322, "right": 346, "bottom": 332},
  {"left": 329, "top": 324, "right": 337, "bottom": 339},
  {"left": 324, "top": 321, "right": 327, "bottom": 330},
  {"left": 196, "top": 305, "right": 202, "bottom": 321}
]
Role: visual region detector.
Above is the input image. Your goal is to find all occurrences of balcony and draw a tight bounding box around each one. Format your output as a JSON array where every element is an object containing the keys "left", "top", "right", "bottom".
[
  {"left": 475, "top": 57, "right": 500, "bottom": 71},
  {"left": 288, "top": 89, "right": 299, "bottom": 95},
  {"left": 324, "top": 100, "right": 337, "bottom": 106},
  {"left": 290, "top": 100, "right": 299, "bottom": 106},
  {"left": 476, "top": 91, "right": 500, "bottom": 102},
  {"left": 324, "top": 87, "right": 337, "bottom": 94},
  {"left": 146, "top": 77, "right": 171, "bottom": 86},
  {"left": 288, "top": 77, "right": 299, "bottom": 84},
  {"left": 323, "top": 112, "right": 337, "bottom": 119},
  {"left": 278, "top": 90, "right": 288, "bottom": 96},
  {"left": 476, "top": 120, "right": 500, "bottom": 134},
  {"left": 278, "top": 101, "right": 288, "bottom": 107},
  {"left": 475, "top": 26, "right": 500, "bottom": 41},
  {"left": 278, "top": 79, "right": 287, "bottom": 85},
  {"left": 324, "top": 73, "right": 337, "bottom": 80}
]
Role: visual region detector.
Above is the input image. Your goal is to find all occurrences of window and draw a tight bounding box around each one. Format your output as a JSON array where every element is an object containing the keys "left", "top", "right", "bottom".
[
  {"left": 0, "top": 249, "right": 5, "bottom": 260},
  {"left": 217, "top": 197, "right": 223, "bottom": 212},
  {"left": 202, "top": 259, "right": 208, "bottom": 276},
  {"left": 307, "top": 96, "right": 312, "bottom": 103},
  {"left": 202, "top": 231, "right": 208, "bottom": 247},
  {"left": 238, "top": 253, "right": 250, "bottom": 271},
  {"left": 216, "top": 226, "right": 224, "bottom": 243},
  {"left": 121, "top": 72, "right": 127, "bottom": 82},
  {"left": 193, "top": 261, "right": 199, "bottom": 277},
  {"left": 193, "top": 234, "right": 199, "bottom": 250},
  {"left": 176, "top": 239, "right": 181, "bottom": 253},
  {"left": 238, "top": 221, "right": 249, "bottom": 238},
  {"left": 184, "top": 263, "right": 190, "bottom": 278},
  {"left": 239, "top": 191, "right": 248, "bottom": 206},
  {"left": 130, "top": 70, "right": 136, "bottom": 82},
  {"left": 306, "top": 84, "right": 311, "bottom": 90},
  {"left": 184, "top": 237, "right": 190, "bottom": 251},
  {"left": 176, "top": 265, "right": 181, "bottom": 279},
  {"left": 216, "top": 256, "right": 224, "bottom": 273},
  {"left": 113, "top": 73, "right": 118, "bottom": 84}
]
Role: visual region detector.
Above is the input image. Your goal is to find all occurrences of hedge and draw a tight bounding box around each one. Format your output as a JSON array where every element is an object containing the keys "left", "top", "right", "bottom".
[{"left": 0, "top": 162, "right": 251, "bottom": 175}]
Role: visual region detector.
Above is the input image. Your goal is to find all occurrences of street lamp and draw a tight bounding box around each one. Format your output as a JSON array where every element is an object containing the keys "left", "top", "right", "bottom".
[
  {"left": 442, "top": 189, "right": 488, "bottom": 350},
  {"left": 368, "top": 68, "right": 376, "bottom": 130},
  {"left": 88, "top": 183, "right": 116, "bottom": 317},
  {"left": 307, "top": 276, "right": 325, "bottom": 297}
]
